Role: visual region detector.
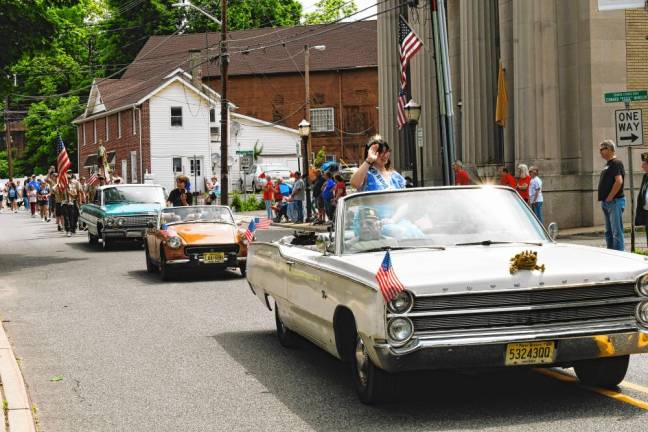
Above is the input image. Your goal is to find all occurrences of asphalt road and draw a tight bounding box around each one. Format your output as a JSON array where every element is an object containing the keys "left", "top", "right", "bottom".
[{"left": 2, "top": 211, "right": 648, "bottom": 431}]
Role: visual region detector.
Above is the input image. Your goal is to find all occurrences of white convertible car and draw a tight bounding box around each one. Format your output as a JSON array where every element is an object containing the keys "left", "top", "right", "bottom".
[{"left": 246, "top": 186, "right": 648, "bottom": 404}]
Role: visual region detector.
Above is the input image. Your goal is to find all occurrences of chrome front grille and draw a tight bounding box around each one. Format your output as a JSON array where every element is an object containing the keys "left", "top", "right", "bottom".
[
  {"left": 120, "top": 215, "right": 156, "bottom": 228},
  {"left": 409, "top": 283, "right": 640, "bottom": 332},
  {"left": 184, "top": 244, "right": 239, "bottom": 256}
]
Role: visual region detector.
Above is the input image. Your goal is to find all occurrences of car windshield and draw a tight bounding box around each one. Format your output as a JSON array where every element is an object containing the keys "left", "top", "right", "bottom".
[
  {"left": 159, "top": 205, "right": 234, "bottom": 225},
  {"left": 340, "top": 187, "right": 549, "bottom": 254},
  {"left": 103, "top": 186, "right": 165, "bottom": 205}
]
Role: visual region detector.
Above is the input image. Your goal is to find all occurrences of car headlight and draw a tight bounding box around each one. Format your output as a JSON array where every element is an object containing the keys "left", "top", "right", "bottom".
[
  {"left": 167, "top": 236, "right": 182, "bottom": 249},
  {"left": 387, "top": 291, "right": 413, "bottom": 314},
  {"left": 636, "top": 302, "right": 648, "bottom": 328},
  {"left": 387, "top": 317, "right": 413, "bottom": 344},
  {"left": 636, "top": 274, "right": 648, "bottom": 297},
  {"left": 116, "top": 217, "right": 126, "bottom": 227},
  {"left": 105, "top": 217, "right": 115, "bottom": 227}
]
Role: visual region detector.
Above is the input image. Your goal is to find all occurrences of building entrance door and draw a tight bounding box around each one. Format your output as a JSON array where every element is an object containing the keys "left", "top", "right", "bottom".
[{"left": 188, "top": 156, "right": 204, "bottom": 193}]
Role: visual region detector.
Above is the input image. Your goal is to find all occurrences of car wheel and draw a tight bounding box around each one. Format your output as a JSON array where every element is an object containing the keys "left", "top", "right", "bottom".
[
  {"left": 88, "top": 231, "right": 98, "bottom": 246},
  {"left": 145, "top": 243, "right": 157, "bottom": 273},
  {"left": 275, "top": 303, "right": 299, "bottom": 348},
  {"left": 101, "top": 232, "right": 111, "bottom": 250},
  {"left": 351, "top": 334, "right": 396, "bottom": 404},
  {"left": 160, "top": 251, "right": 172, "bottom": 281},
  {"left": 574, "top": 355, "right": 629, "bottom": 388}
]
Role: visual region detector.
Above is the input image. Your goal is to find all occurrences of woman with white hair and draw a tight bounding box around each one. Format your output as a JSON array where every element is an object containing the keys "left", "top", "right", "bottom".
[{"left": 516, "top": 163, "right": 531, "bottom": 203}]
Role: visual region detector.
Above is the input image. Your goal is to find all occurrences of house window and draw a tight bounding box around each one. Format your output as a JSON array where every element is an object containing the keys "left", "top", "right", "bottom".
[
  {"left": 118, "top": 112, "right": 122, "bottom": 138},
  {"left": 130, "top": 151, "right": 138, "bottom": 183},
  {"left": 105, "top": 117, "right": 109, "bottom": 141},
  {"left": 132, "top": 109, "right": 137, "bottom": 135},
  {"left": 172, "top": 157, "right": 182, "bottom": 173},
  {"left": 209, "top": 108, "right": 215, "bottom": 123},
  {"left": 310, "top": 108, "right": 335, "bottom": 132},
  {"left": 210, "top": 126, "right": 220, "bottom": 142},
  {"left": 93, "top": 119, "right": 97, "bottom": 143},
  {"left": 171, "top": 107, "right": 183, "bottom": 127},
  {"left": 190, "top": 158, "right": 201, "bottom": 176}
]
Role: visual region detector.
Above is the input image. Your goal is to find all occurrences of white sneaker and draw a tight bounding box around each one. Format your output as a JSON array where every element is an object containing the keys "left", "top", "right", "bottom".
[{"left": 66, "top": 232, "right": 71, "bottom": 237}]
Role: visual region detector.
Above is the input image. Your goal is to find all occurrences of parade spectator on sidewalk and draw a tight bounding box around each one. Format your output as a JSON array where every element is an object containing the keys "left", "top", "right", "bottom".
[
  {"left": 453, "top": 160, "right": 471, "bottom": 186},
  {"left": 529, "top": 166, "right": 544, "bottom": 224},
  {"left": 321, "top": 171, "right": 336, "bottom": 221},
  {"left": 22, "top": 177, "right": 30, "bottom": 210},
  {"left": 516, "top": 164, "right": 531, "bottom": 203},
  {"left": 312, "top": 169, "right": 326, "bottom": 224},
  {"left": 499, "top": 167, "right": 517, "bottom": 189},
  {"left": 350, "top": 135, "right": 406, "bottom": 191},
  {"left": 598, "top": 139, "right": 625, "bottom": 251},
  {"left": 6, "top": 178, "right": 18, "bottom": 213},
  {"left": 167, "top": 175, "right": 192, "bottom": 207},
  {"left": 635, "top": 153, "right": 648, "bottom": 246},
  {"left": 262, "top": 177, "right": 274, "bottom": 220},
  {"left": 16, "top": 180, "right": 23, "bottom": 211},
  {"left": 290, "top": 172, "right": 305, "bottom": 223}
]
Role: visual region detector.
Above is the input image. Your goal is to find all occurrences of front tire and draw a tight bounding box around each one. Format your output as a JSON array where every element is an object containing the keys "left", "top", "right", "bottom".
[
  {"left": 574, "top": 355, "right": 629, "bottom": 388},
  {"left": 351, "top": 335, "right": 396, "bottom": 404},
  {"left": 275, "top": 304, "right": 299, "bottom": 348},
  {"left": 88, "top": 231, "right": 99, "bottom": 246},
  {"left": 101, "top": 232, "right": 111, "bottom": 250},
  {"left": 160, "top": 251, "right": 172, "bottom": 281},
  {"left": 145, "top": 243, "right": 157, "bottom": 273}
]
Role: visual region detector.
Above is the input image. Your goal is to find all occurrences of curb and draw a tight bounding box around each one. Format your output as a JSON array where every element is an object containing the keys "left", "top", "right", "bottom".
[{"left": 0, "top": 323, "right": 35, "bottom": 432}]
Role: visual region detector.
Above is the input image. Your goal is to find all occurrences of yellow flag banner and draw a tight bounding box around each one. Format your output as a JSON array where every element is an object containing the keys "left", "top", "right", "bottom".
[{"left": 495, "top": 62, "right": 508, "bottom": 126}]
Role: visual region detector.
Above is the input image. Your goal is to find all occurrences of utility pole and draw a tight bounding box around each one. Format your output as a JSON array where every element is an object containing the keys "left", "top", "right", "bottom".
[
  {"left": 4, "top": 96, "right": 13, "bottom": 177},
  {"left": 220, "top": 0, "right": 229, "bottom": 204}
]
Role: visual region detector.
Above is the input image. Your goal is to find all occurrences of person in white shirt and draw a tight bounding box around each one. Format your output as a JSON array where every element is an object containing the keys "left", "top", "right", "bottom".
[{"left": 529, "top": 166, "right": 544, "bottom": 224}]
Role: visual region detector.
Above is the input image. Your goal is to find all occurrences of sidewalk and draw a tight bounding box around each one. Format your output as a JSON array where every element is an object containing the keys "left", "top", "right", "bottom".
[
  {"left": 558, "top": 223, "right": 643, "bottom": 238},
  {"left": 0, "top": 322, "right": 35, "bottom": 432}
]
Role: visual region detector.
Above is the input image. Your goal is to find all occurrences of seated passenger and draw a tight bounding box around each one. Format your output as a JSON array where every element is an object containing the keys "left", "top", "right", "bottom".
[{"left": 346, "top": 208, "right": 397, "bottom": 252}]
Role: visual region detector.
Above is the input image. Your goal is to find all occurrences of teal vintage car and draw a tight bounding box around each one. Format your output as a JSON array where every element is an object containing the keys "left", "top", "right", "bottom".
[{"left": 79, "top": 184, "right": 166, "bottom": 249}]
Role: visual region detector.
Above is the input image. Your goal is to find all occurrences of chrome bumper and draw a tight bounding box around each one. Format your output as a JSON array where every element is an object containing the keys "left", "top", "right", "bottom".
[
  {"left": 371, "top": 321, "right": 648, "bottom": 372},
  {"left": 166, "top": 256, "right": 245, "bottom": 266},
  {"left": 103, "top": 228, "right": 145, "bottom": 239}
]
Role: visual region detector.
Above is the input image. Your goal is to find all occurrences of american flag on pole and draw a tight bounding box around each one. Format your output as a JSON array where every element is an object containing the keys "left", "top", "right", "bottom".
[
  {"left": 244, "top": 219, "right": 257, "bottom": 242},
  {"left": 397, "top": 15, "right": 423, "bottom": 129},
  {"left": 254, "top": 217, "right": 272, "bottom": 230},
  {"left": 56, "top": 135, "right": 72, "bottom": 188},
  {"left": 375, "top": 251, "right": 406, "bottom": 303},
  {"left": 87, "top": 172, "right": 99, "bottom": 186}
]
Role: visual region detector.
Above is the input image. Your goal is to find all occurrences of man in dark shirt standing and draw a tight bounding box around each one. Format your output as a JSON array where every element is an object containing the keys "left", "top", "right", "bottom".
[
  {"left": 167, "top": 175, "right": 193, "bottom": 207},
  {"left": 598, "top": 139, "right": 625, "bottom": 251}
]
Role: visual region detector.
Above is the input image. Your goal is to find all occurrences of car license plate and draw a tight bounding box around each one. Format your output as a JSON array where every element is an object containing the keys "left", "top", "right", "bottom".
[
  {"left": 126, "top": 231, "right": 142, "bottom": 238},
  {"left": 203, "top": 252, "right": 225, "bottom": 263},
  {"left": 505, "top": 341, "right": 555, "bottom": 366}
]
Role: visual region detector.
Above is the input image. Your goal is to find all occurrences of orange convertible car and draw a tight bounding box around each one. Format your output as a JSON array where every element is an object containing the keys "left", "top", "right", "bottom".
[{"left": 144, "top": 205, "right": 248, "bottom": 280}]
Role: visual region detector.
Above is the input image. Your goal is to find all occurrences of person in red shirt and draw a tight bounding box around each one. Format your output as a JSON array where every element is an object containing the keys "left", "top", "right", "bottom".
[
  {"left": 516, "top": 163, "right": 531, "bottom": 203},
  {"left": 499, "top": 167, "right": 517, "bottom": 189},
  {"left": 452, "top": 160, "right": 471, "bottom": 186},
  {"left": 262, "top": 178, "right": 274, "bottom": 220}
]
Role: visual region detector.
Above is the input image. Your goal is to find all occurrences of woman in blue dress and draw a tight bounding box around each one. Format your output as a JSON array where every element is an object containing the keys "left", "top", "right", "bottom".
[{"left": 349, "top": 136, "right": 422, "bottom": 239}]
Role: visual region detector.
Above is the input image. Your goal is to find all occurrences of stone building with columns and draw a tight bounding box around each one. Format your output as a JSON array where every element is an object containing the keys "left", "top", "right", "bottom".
[{"left": 378, "top": 0, "right": 648, "bottom": 228}]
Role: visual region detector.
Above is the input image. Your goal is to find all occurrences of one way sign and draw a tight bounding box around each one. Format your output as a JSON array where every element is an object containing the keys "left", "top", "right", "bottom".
[{"left": 615, "top": 109, "right": 643, "bottom": 147}]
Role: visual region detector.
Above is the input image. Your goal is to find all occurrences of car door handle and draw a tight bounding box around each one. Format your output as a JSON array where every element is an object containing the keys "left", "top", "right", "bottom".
[{"left": 284, "top": 260, "right": 296, "bottom": 266}]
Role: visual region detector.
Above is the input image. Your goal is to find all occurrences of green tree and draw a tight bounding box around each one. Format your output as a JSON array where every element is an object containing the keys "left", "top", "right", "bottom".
[
  {"left": 304, "top": 0, "right": 357, "bottom": 24},
  {"left": 22, "top": 96, "right": 82, "bottom": 175}
]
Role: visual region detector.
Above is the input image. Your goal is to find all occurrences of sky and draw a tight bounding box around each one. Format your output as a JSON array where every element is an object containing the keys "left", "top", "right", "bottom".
[{"left": 298, "top": 0, "right": 378, "bottom": 21}]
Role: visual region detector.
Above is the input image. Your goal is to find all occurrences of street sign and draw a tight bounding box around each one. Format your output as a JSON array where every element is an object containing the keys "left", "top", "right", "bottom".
[
  {"left": 236, "top": 150, "right": 253, "bottom": 155},
  {"left": 615, "top": 109, "right": 644, "bottom": 147},
  {"left": 604, "top": 90, "right": 648, "bottom": 103}
]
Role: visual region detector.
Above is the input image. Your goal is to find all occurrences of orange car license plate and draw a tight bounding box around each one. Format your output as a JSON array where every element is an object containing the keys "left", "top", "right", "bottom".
[
  {"left": 505, "top": 341, "right": 555, "bottom": 366},
  {"left": 203, "top": 252, "right": 225, "bottom": 263}
]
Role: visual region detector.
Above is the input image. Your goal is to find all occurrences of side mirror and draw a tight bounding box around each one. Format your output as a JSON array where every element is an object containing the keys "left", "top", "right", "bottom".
[
  {"left": 316, "top": 233, "right": 332, "bottom": 255},
  {"left": 147, "top": 220, "right": 156, "bottom": 229},
  {"left": 547, "top": 222, "right": 558, "bottom": 241}
]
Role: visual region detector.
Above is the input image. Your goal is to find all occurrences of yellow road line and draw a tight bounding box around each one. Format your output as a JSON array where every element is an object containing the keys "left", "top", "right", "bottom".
[{"left": 535, "top": 368, "right": 648, "bottom": 411}]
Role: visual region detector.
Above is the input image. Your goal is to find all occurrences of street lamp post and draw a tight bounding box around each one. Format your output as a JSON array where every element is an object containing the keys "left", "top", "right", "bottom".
[
  {"left": 298, "top": 119, "right": 312, "bottom": 221},
  {"left": 304, "top": 44, "right": 326, "bottom": 157},
  {"left": 404, "top": 99, "right": 422, "bottom": 187}
]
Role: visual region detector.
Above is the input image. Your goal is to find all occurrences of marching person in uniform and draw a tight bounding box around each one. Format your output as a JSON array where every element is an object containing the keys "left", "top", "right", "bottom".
[
  {"left": 635, "top": 152, "right": 648, "bottom": 246},
  {"left": 51, "top": 174, "right": 66, "bottom": 232},
  {"left": 63, "top": 170, "right": 85, "bottom": 237}
]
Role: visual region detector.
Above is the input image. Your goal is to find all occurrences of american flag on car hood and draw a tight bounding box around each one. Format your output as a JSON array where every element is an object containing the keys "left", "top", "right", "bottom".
[{"left": 376, "top": 251, "right": 406, "bottom": 303}]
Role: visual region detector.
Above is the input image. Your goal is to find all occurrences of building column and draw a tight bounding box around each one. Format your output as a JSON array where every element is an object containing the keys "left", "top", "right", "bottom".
[
  {"left": 512, "top": 0, "right": 561, "bottom": 168},
  {"left": 459, "top": 0, "right": 499, "bottom": 165}
]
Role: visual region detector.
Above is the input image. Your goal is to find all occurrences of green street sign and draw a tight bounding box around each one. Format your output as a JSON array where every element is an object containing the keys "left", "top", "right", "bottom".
[
  {"left": 604, "top": 90, "right": 648, "bottom": 103},
  {"left": 236, "top": 150, "right": 253, "bottom": 155}
]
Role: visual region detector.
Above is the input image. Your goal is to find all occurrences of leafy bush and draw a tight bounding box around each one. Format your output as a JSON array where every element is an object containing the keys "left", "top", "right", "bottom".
[
  {"left": 314, "top": 147, "right": 327, "bottom": 168},
  {"left": 231, "top": 192, "right": 243, "bottom": 211}
]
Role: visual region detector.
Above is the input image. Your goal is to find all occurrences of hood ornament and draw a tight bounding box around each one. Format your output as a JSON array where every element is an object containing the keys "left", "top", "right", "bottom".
[{"left": 510, "top": 250, "right": 545, "bottom": 274}]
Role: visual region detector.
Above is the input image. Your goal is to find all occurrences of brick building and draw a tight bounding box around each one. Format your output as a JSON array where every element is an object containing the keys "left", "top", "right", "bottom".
[{"left": 123, "top": 21, "right": 379, "bottom": 163}]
